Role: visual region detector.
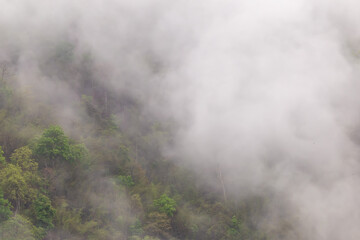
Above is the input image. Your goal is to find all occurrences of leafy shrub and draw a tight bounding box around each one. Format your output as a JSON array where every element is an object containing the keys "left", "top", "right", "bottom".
[{"left": 153, "top": 194, "right": 176, "bottom": 217}]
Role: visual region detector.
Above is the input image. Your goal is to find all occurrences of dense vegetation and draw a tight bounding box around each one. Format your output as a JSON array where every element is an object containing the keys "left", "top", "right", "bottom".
[{"left": 0, "top": 49, "right": 273, "bottom": 240}]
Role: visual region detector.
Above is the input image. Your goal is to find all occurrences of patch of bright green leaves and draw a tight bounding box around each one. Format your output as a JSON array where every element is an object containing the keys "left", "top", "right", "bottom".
[
  {"left": 118, "top": 175, "right": 135, "bottom": 187},
  {"left": 34, "top": 125, "right": 87, "bottom": 167},
  {"left": 153, "top": 194, "right": 176, "bottom": 217}
]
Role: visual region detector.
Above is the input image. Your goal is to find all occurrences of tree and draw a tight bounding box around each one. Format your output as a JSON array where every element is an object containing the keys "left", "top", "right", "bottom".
[
  {"left": 226, "top": 215, "right": 250, "bottom": 240},
  {"left": 0, "top": 146, "right": 5, "bottom": 166},
  {"left": 10, "top": 146, "right": 41, "bottom": 193},
  {"left": 69, "top": 143, "right": 88, "bottom": 164},
  {"left": 0, "top": 147, "right": 43, "bottom": 212},
  {"left": 153, "top": 194, "right": 176, "bottom": 217},
  {"left": 32, "top": 194, "right": 56, "bottom": 229},
  {"left": 34, "top": 125, "right": 72, "bottom": 167},
  {"left": 118, "top": 175, "right": 135, "bottom": 187},
  {"left": 0, "top": 164, "right": 27, "bottom": 212},
  {"left": 129, "top": 219, "right": 144, "bottom": 236},
  {"left": 10, "top": 146, "right": 38, "bottom": 172},
  {"left": 0, "top": 188, "right": 12, "bottom": 222},
  {"left": 34, "top": 126, "right": 87, "bottom": 167}
]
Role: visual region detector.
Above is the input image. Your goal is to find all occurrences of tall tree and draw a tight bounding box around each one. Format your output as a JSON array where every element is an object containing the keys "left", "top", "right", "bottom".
[
  {"left": 0, "top": 164, "right": 27, "bottom": 213},
  {"left": 0, "top": 146, "right": 41, "bottom": 213},
  {"left": 34, "top": 126, "right": 72, "bottom": 168},
  {"left": 0, "top": 188, "right": 12, "bottom": 222},
  {"left": 32, "top": 194, "right": 56, "bottom": 229},
  {"left": 34, "top": 125, "right": 87, "bottom": 168}
]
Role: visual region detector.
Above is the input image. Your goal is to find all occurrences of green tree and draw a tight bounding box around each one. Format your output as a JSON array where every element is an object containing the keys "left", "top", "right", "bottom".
[
  {"left": 69, "top": 143, "right": 88, "bottom": 164},
  {"left": 129, "top": 219, "right": 144, "bottom": 236},
  {"left": 0, "top": 188, "right": 12, "bottom": 222},
  {"left": 34, "top": 126, "right": 87, "bottom": 167},
  {"left": 153, "top": 194, "right": 176, "bottom": 217},
  {"left": 10, "top": 146, "right": 41, "bottom": 193},
  {"left": 32, "top": 194, "right": 56, "bottom": 229},
  {"left": 0, "top": 147, "right": 42, "bottom": 213},
  {"left": 34, "top": 125, "right": 72, "bottom": 167},
  {"left": 0, "top": 147, "right": 43, "bottom": 212},
  {"left": 0, "top": 146, "right": 5, "bottom": 166},
  {"left": 10, "top": 146, "right": 38, "bottom": 172},
  {"left": 226, "top": 215, "right": 250, "bottom": 240},
  {"left": 0, "top": 164, "right": 27, "bottom": 212},
  {"left": 118, "top": 175, "right": 135, "bottom": 187}
]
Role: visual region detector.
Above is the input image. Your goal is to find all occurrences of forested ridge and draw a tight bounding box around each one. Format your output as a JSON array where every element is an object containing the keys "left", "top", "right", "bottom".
[
  {"left": 0, "top": 56, "right": 271, "bottom": 240},
  {"left": 3, "top": 1, "right": 359, "bottom": 239}
]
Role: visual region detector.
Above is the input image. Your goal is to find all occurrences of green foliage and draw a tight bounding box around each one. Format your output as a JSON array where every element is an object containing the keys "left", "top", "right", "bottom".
[
  {"left": 0, "top": 146, "right": 5, "bottom": 166},
  {"left": 10, "top": 147, "right": 42, "bottom": 195},
  {"left": 10, "top": 146, "right": 38, "bottom": 172},
  {"left": 118, "top": 175, "right": 135, "bottom": 187},
  {"left": 153, "top": 194, "right": 176, "bottom": 217},
  {"left": 34, "top": 125, "right": 72, "bottom": 165},
  {"left": 0, "top": 215, "right": 36, "bottom": 240},
  {"left": 231, "top": 215, "right": 238, "bottom": 227},
  {"left": 34, "top": 126, "right": 88, "bottom": 167},
  {"left": 0, "top": 65, "right": 270, "bottom": 240},
  {"left": 0, "top": 163, "right": 28, "bottom": 211},
  {"left": 0, "top": 188, "right": 12, "bottom": 222},
  {"left": 31, "top": 226, "right": 47, "bottom": 240},
  {"left": 129, "top": 219, "right": 144, "bottom": 236},
  {"left": 118, "top": 144, "right": 130, "bottom": 163},
  {"left": 69, "top": 143, "right": 88, "bottom": 164},
  {"left": 32, "top": 194, "right": 56, "bottom": 229},
  {"left": 0, "top": 146, "right": 44, "bottom": 212},
  {"left": 54, "top": 200, "right": 98, "bottom": 236},
  {"left": 226, "top": 215, "right": 250, "bottom": 240},
  {"left": 54, "top": 200, "right": 82, "bottom": 233}
]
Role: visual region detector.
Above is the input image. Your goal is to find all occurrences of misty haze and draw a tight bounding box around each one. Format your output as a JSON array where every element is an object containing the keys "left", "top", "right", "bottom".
[{"left": 0, "top": 0, "right": 360, "bottom": 239}]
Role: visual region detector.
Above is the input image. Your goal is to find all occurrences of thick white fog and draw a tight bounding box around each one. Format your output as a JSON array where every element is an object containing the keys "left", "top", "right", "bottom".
[{"left": 2, "top": 0, "right": 360, "bottom": 239}]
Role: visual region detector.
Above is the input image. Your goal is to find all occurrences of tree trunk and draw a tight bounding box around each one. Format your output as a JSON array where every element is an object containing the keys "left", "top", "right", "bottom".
[
  {"left": 217, "top": 164, "right": 227, "bottom": 203},
  {"left": 15, "top": 198, "right": 20, "bottom": 215}
]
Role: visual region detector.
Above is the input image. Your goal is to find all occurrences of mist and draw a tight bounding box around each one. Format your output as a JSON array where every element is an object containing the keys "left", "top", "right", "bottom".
[{"left": 1, "top": 0, "right": 360, "bottom": 239}]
